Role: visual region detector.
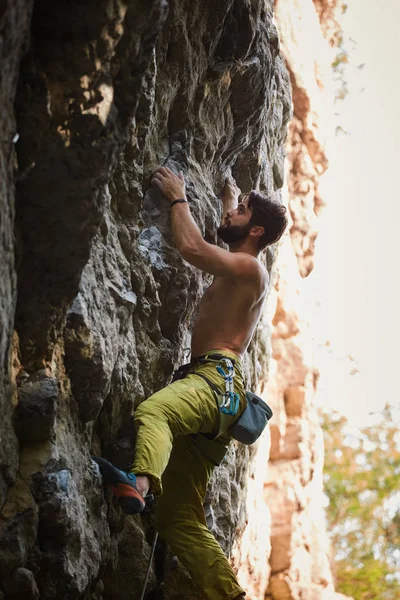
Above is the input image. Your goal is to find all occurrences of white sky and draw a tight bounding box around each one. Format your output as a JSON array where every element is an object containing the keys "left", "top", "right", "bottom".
[{"left": 303, "top": 0, "right": 400, "bottom": 426}]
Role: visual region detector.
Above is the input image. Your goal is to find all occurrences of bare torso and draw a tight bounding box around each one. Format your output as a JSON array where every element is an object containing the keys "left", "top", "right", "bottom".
[{"left": 191, "top": 259, "right": 269, "bottom": 358}]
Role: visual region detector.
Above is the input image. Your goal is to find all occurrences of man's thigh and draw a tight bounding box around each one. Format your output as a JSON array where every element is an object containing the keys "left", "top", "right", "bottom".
[{"left": 137, "top": 374, "right": 220, "bottom": 438}]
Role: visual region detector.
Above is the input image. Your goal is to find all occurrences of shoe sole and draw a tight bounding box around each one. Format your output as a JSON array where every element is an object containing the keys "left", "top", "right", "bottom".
[{"left": 93, "top": 456, "right": 145, "bottom": 514}]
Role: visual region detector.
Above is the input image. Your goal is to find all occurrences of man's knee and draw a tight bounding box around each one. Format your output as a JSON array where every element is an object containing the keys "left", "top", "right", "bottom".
[{"left": 134, "top": 392, "right": 166, "bottom": 424}]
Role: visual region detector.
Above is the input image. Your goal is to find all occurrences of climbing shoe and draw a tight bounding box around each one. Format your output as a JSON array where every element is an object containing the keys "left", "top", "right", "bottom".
[{"left": 92, "top": 456, "right": 146, "bottom": 514}]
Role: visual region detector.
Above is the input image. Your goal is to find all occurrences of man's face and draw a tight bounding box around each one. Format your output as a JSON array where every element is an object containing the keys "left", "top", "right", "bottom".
[{"left": 217, "top": 198, "right": 252, "bottom": 245}]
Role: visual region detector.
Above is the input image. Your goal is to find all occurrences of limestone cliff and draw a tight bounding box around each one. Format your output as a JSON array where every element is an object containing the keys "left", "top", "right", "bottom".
[
  {"left": 250, "top": 0, "right": 352, "bottom": 598},
  {"left": 229, "top": 0, "right": 355, "bottom": 598},
  {"left": 0, "top": 2, "right": 291, "bottom": 599}
]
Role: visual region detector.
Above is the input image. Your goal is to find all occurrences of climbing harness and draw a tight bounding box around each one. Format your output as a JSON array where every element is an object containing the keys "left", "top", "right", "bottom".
[
  {"left": 172, "top": 353, "right": 274, "bottom": 446},
  {"left": 172, "top": 353, "right": 240, "bottom": 443},
  {"left": 172, "top": 353, "right": 240, "bottom": 418}
]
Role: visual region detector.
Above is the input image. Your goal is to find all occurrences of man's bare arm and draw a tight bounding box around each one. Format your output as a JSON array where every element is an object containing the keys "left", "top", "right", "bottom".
[
  {"left": 171, "top": 202, "right": 259, "bottom": 278},
  {"left": 151, "top": 167, "right": 259, "bottom": 279}
]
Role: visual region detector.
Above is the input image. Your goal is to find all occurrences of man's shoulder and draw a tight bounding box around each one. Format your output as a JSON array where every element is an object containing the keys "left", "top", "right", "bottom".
[
  {"left": 233, "top": 252, "right": 269, "bottom": 285},
  {"left": 235, "top": 252, "right": 267, "bottom": 272}
]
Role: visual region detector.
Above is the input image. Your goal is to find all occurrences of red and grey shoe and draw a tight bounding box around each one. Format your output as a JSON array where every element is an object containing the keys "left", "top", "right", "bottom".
[{"left": 93, "top": 456, "right": 146, "bottom": 514}]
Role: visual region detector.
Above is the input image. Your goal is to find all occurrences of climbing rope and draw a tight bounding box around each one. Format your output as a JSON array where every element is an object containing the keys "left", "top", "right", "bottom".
[{"left": 139, "top": 530, "right": 158, "bottom": 600}]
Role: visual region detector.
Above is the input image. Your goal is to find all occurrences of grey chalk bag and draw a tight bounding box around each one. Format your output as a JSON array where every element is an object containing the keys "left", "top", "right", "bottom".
[{"left": 231, "top": 391, "right": 273, "bottom": 445}]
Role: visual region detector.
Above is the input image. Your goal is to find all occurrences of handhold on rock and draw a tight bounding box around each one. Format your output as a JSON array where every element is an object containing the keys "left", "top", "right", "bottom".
[
  {"left": 2, "top": 567, "right": 39, "bottom": 600},
  {"left": 14, "top": 371, "right": 57, "bottom": 442}
]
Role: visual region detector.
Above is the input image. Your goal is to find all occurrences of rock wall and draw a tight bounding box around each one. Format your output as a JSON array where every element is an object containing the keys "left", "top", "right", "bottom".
[
  {"left": 0, "top": 2, "right": 291, "bottom": 599},
  {"left": 0, "top": 0, "right": 33, "bottom": 527}
]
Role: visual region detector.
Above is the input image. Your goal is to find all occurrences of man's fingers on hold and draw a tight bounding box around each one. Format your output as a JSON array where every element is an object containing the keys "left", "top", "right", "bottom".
[{"left": 151, "top": 178, "right": 162, "bottom": 188}]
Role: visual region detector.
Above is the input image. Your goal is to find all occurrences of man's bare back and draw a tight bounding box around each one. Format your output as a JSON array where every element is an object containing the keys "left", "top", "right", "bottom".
[{"left": 191, "top": 256, "right": 269, "bottom": 357}]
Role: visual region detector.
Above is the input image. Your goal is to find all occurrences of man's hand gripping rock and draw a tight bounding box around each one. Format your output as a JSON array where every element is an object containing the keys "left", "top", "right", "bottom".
[{"left": 152, "top": 166, "right": 187, "bottom": 203}]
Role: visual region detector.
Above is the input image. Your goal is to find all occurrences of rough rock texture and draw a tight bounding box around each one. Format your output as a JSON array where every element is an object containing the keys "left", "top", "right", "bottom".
[
  {"left": 264, "top": 244, "right": 341, "bottom": 600},
  {"left": 0, "top": 0, "right": 33, "bottom": 521},
  {"left": 276, "top": 0, "right": 335, "bottom": 278},
  {"left": 1, "top": 1, "right": 292, "bottom": 599}
]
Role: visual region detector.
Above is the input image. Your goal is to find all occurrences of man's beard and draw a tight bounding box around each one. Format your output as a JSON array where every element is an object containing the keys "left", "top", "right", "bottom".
[{"left": 217, "top": 222, "right": 252, "bottom": 245}]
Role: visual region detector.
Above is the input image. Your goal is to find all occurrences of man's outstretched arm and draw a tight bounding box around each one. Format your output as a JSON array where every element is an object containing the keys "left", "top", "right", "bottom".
[{"left": 151, "top": 167, "right": 258, "bottom": 279}]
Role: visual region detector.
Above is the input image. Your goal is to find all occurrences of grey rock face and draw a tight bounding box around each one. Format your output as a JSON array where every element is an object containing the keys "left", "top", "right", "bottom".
[
  {"left": 0, "top": 0, "right": 33, "bottom": 513},
  {"left": 2, "top": 567, "right": 40, "bottom": 600},
  {"left": 0, "top": 0, "right": 291, "bottom": 598},
  {"left": 14, "top": 372, "right": 58, "bottom": 442}
]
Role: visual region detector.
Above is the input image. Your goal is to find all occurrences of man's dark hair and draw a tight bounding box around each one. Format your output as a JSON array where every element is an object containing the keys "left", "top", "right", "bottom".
[{"left": 247, "top": 191, "right": 288, "bottom": 250}]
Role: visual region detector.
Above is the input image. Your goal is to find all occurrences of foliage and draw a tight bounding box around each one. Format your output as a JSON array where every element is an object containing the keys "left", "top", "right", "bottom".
[{"left": 321, "top": 405, "right": 400, "bottom": 600}]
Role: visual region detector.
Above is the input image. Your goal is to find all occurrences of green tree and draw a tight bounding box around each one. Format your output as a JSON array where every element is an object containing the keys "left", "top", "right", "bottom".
[{"left": 321, "top": 405, "right": 400, "bottom": 600}]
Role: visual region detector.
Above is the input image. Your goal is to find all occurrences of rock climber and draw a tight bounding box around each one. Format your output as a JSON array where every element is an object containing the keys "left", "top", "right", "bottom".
[{"left": 94, "top": 167, "right": 288, "bottom": 600}]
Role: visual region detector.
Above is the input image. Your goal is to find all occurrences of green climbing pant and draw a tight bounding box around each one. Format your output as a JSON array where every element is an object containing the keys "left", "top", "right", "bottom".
[{"left": 131, "top": 349, "right": 247, "bottom": 600}]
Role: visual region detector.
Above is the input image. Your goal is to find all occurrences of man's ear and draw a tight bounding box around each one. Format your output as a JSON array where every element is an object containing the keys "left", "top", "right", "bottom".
[{"left": 250, "top": 225, "right": 265, "bottom": 240}]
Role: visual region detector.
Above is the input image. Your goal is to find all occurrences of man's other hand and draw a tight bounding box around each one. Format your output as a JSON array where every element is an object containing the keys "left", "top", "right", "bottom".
[
  {"left": 222, "top": 176, "right": 241, "bottom": 203},
  {"left": 152, "top": 167, "right": 186, "bottom": 203}
]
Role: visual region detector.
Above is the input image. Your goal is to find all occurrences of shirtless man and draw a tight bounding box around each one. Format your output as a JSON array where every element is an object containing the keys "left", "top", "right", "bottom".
[{"left": 94, "top": 168, "right": 287, "bottom": 600}]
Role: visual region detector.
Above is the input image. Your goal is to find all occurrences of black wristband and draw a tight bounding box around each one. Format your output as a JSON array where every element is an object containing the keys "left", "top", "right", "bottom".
[{"left": 170, "top": 198, "right": 188, "bottom": 208}]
